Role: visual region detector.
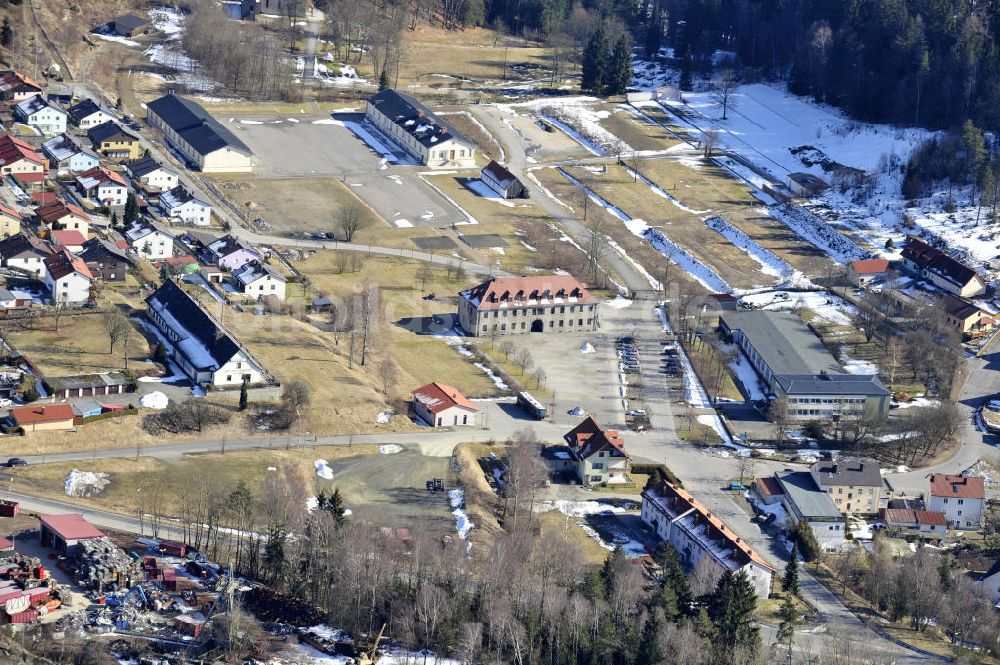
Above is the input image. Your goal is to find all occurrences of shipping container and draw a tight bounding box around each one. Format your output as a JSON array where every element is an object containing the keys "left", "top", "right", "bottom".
[
  {"left": 0, "top": 500, "right": 19, "bottom": 517},
  {"left": 8, "top": 609, "right": 38, "bottom": 624},
  {"left": 161, "top": 567, "right": 176, "bottom": 591},
  {"left": 28, "top": 589, "right": 49, "bottom": 605},
  {"left": 159, "top": 540, "right": 187, "bottom": 556}
]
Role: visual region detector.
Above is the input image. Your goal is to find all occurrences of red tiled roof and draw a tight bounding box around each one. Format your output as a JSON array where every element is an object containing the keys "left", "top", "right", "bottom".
[
  {"left": 0, "top": 201, "right": 20, "bottom": 219},
  {"left": 51, "top": 230, "right": 87, "bottom": 247},
  {"left": 11, "top": 171, "right": 44, "bottom": 183},
  {"left": 0, "top": 135, "right": 43, "bottom": 168},
  {"left": 37, "top": 201, "right": 90, "bottom": 225},
  {"left": 886, "top": 508, "right": 948, "bottom": 527},
  {"left": 563, "top": 416, "right": 629, "bottom": 460},
  {"left": 462, "top": 275, "right": 598, "bottom": 310},
  {"left": 849, "top": 259, "right": 889, "bottom": 275},
  {"left": 754, "top": 476, "right": 784, "bottom": 497},
  {"left": 412, "top": 382, "right": 478, "bottom": 414},
  {"left": 929, "top": 474, "right": 985, "bottom": 500},
  {"left": 0, "top": 535, "right": 12, "bottom": 551},
  {"left": 11, "top": 403, "right": 75, "bottom": 426},
  {"left": 39, "top": 514, "right": 103, "bottom": 541},
  {"left": 30, "top": 191, "right": 57, "bottom": 205}
]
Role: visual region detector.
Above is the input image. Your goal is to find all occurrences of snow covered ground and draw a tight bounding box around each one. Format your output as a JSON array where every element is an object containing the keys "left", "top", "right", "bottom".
[
  {"left": 143, "top": 8, "right": 218, "bottom": 93},
  {"left": 740, "top": 289, "right": 856, "bottom": 326},
  {"left": 65, "top": 469, "right": 110, "bottom": 498},
  {"left": 727, "top": 349, "right": 766, "bottom": 401},
  {"left": 448, "top": 489, "right": 474, "bottom": 552}
]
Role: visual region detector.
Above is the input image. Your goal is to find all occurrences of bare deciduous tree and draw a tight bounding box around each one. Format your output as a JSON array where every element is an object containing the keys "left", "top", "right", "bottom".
[
  {"left": 711, "top": 68, "right": 738, "bottom": 120},
  {"left": 338, "top": 204, "right": 366, "bottom": 242},
  {"left": 102, "top": 309, "right": 131, "bottom": 354}
]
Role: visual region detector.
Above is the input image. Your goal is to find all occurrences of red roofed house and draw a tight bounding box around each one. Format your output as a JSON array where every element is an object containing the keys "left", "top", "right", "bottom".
[
  {"left": 928, "top": 474, "right": 986, "bottom": 530},
  {"left": 39, "top": 514, "right": 103, "bottom": 554},
  {"left": 0, "top": 71, "right": 43, "bottom": 103},
  {"left": 50, "top": 230, "right": 87, "bottom": 253},
  {"left": 884, "top": 508, "right": 948, "bottom": 535},
  {"left": 0, "top": 201, "right": 21, "bottom": 239},
  {"left": 75, "top": 166, "right": 128, "bottom": 207},
  {"left": 641, "top": 480, "right": 775, "bottom": 598},
  {"left": 0, "top": 135, "right": 45, "bottom": 177},
  {"left": 847, "top": 258, "right": 890, "bottom": 286},
  {"left": 458, "top": 274, "right": 599, "bottom": 337},
  {"left": 563, "top": 416, "right": 632, "bottom": 487},
  {"left": 901, "top": 237, "right": 986, "bottom": 297},
  {"left": 43, "top": 250, "right": 92, "bottom": 306},
  {"left": 11, "top": 403, "right": 76, "bottom": 432},
  {"left": 36, "top": 200, "right": 90, "bottom": 236},
  {"left": 411, "top": 382, "right": 479, "bottom": 428}
]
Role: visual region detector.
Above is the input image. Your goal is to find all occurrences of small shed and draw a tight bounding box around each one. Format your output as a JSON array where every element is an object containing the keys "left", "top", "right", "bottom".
[
  {"left": 0, "top": 501, "right": 19, "bottom": 518},
  {"left": 39, "top": 514, "right": 103, "bottom": 554},
  {"left": 480, "top": 161, "right": 526, "bottom": 199},
  {"left": 786, "top": 172, "right": 828, "bottom": 198},
  {"left": 109, "top": 14, "right": 150, "bottom": 37},
  {"left": 174, "top": 613, "right": 206, "bottom": 637},
  {"left": 847, "top": 259, "right": 890, "bottom": 286}
]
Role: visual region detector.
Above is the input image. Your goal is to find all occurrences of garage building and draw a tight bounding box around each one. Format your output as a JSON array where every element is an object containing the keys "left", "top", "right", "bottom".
[
  {"left": 40, "top": 514, "right": 103, "bottom": 554},
  {"left": 146, "top": 93, "right": 253, "bottom": 173}
]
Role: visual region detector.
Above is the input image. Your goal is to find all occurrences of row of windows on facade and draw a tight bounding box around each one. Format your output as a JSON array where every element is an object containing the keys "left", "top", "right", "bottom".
[
  {"left": 829, "top": 487, "right": 877, "bottom": 495},
  {"left": 484, "top": 304, "right": 594, "bottom": 317},
  {"left": 793, "top": 408, "right": 864, "bottom": 416},
  {"left": 487, "top": 290, "right": 588, "bottom": 302},
  {"left": 483, "top": 318, "right": 592, "bottom": 332},
  {"left": 791, "top": 397, "right": 867, "bottom": 404},
  {"left": 437, "top": 414, "right": 469, "bottom": 426}
]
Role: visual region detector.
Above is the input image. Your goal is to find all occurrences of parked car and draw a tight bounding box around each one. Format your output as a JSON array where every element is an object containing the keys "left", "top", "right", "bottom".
[
  {"left": 0, "top": 398, "right": 12, "bottom": 408},
  {"left": 4, "top": 458, "right": 27, "bottom": 467}
]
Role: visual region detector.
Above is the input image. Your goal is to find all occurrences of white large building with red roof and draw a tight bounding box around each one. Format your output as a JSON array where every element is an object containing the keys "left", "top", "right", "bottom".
[
  {"left": 412, "top": 382, "right": 479, "bottom": 427},
  {"left": 458, "top": 275, "right": 599, "bottom": 337},
  {"left": 928, "top": 473, "right": 985, "bottom": 530},
  {"left": 641, "top": 480, "right": 775, "bottom": 598}
]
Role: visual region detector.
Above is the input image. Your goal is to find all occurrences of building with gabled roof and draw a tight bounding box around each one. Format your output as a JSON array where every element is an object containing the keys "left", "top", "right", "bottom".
[
  {"left": 159, "top": 186, "right": 211, "bottom": 226},
  {"left": 42, "top": 134, "right": 100, "bottom": 174},
  {"left": 364, "top": 89, "right": 475, "bottom": 169},
  {"left": 50, "top": 229, "right": 87, "bottom": 253},
  {"left": 481, "top": 160, "right": 526, "bottom": 199},
  {"left": 458, "top": 274, "right": 599, "bottom": 337},
  {"left": 0, "top": 135, "right": 45, "bottom": 176},
  {"left": 928, "top": 474, "right": 985, "bottom": 530},
  {"left": 43, "top": 250, "right": 92, "bottom": 306},
  {"left": 107, "top": 14, "right": 149, "bottom": 37},
  {"left": 13, "top": 94, "right": 67, "bottom": 135},
  {"left": 146, "top": 93, "right": 253, "bottom": 173},
  {"left": 207, "top": 234, "right": 259, "bottom": 270},
  {"left": 36, "top": 200, "right": 90, "bottom": 235},
  {"left": 901, "top": 237, "right": 986, "bottom": 298},
  {"left": 126, "top": 223, "right": 173, "bottom": 259},
  {"left": 11, "top": 403, "right": 76, "bottom": 432},
  {"left": 563, "top": 416, "right": 631, "bottom": 487},
  {"left": 809, "top": 458, "right": 890, "bottom": 516},
  {"left": 0, "top": 232, "right": 52, "bottom": 278},
  {"left": 145, "top": 279, "right": 269, "bottom": 387},
  {"left": 67, "top": 98, "right": 116, "bottom": 129},
  {"left": 88, "top": 121, "right": 142, "bottom": 160},
  {"left": 884, "top": 508, "right": 947, "bottom": 535},
  {"left": 847, "top": 258, "right": 889, "bottom": 286},
  {"left": 75, "top": 166, "right": 128, "bottom": 207},
  {"left": 773, "top": 471, "right": 846, "bottom": 551},
  {"left": 411, "top": 382, "right": 479, "bottom": 427},
  {"left": 232, "top": 260, "right": 285, "bottom": 301},
  {"left": 0, "top": 70, "right": 43, "bottom": 102},
  {"left": 127, "top": 155, "right": 178, "bottom": 191},
  {"left": 78, "top": 237, "right": 132, "bottom": 282},
  {"left": 641, "top": 480, "right": 775, "bottom": 598},
  {"left": 0, "top": 201, "right": 21, "bottom": 239},
  {"left": 940, "top": 294, "right": 995, "bottom": 337},
  {"left": 39, "top": 513, "right": 103, "bottom": 553}
]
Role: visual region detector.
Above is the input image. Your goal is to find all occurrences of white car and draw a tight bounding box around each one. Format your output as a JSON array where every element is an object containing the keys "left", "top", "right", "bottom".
[{"left": 0, "top": 399, "right": 12, "bottom": 409}]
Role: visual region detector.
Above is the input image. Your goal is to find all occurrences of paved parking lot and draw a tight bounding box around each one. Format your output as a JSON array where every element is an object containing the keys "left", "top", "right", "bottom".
[{"left": 222, "top": 113, "right": 468, "bottom": 228}]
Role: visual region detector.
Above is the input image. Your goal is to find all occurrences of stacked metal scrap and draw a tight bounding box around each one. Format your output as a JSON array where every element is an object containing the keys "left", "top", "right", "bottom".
[{"left": 75, "top": 537, "right": 140, "bottom": 590}]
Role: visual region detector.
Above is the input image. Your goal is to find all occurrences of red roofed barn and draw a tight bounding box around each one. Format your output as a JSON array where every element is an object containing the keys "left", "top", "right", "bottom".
[
  {"left": 847, "top": 258, "right": 889, "bottom": 286},
  {"left": 412, "top": 382, "right": 479, "bottom": 427}
]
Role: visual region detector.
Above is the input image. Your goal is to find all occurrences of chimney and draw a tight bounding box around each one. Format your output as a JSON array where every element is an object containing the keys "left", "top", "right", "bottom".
[{"left": 39, "top": 406, "right": 45, "bottom": 415}]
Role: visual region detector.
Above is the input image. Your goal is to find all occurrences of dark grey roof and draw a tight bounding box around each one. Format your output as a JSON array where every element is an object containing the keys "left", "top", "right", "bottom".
[
  {"left": 88, "top": 121, "right": 138, "bottom": 144},
  {"left": 776, "top": 472, "right": 843, "bottom": 520},
  {"left": 128, "top": 155, "right": 169, "bottom": 179},
  {"left": 146, "top": 93, "right": 251, "bottom": 156},
  {"left": 720, "top": 310, "right": 843, "bottom": 377},
  {"left": 984, "top": 559, "right": 1000, "bottom": 580},
  {"left": 145, "top": 279, "right": 240, "bottom": 371},
  {"left": 482, "top": 160, "right": 519, "bottom": 187},
  {"left": 366, "top": 89, "right": 469, "bottom": 149},
  {"left": 773, "top": 373, "right": 890, "bottom": 396},
  {"left": 111, "top": 14, "right": 149, "bottom": 32},
  {"left": 79, "top": 237, "right": 132, "bottom": 264},
  {"left": 810, "top": 459, "right": 883, "bottom": 488},
  {"left": 68, "top": 99, "right": 110, "bottom": 124}
]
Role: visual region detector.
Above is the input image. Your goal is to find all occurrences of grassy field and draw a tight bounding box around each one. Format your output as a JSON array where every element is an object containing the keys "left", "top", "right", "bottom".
[
  {"left": 294, "top": 251, "right": 503, "bottom": 399},
  {"left": 639, "top": 158, "right": 838, "bottom": 279},
  {"left": 595, "top": 103, "right": 683, "bottom": 152},
  {"left": 563, "top": 164, "right": 768, "bottom": 291},
  {"left": 211, "top": 175, "right": 385, "bottom": 237},
  {"left": 5, "top": 313, "right": 158, "bottom": 378},
  {"left": 437, "top": 111, "right": 502, "bottom": 164}
]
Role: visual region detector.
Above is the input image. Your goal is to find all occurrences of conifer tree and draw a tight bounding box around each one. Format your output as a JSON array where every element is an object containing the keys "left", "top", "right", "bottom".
[
  {"left": 644, "top": 5, "right": 663, "bottom": 58},
  {"left": 378, "top": 70, "right": 389, "bottom": 91},
  {"left": 679, "top": 46, "right": 693, "bottom": 91},
  {"left": 774, "top": 594, "right": 797, "bottom": 665},
  {"left": 636, "top": 612, "right": 664, "bottom": 665},
  {"left": 608, "top": 33, "right": 634, "bottom": 95},
  {"left": 581, "top": 24, "right": 608, "bottom": 94},
  {"left": 124, "top": 191, "right": 139, "bottom": 226},
  {"left": 783, "top": 541, "right": 800, "bottom": 595},
  {"left": 710, "top": 570, "right": 760, "bottom": 664}
]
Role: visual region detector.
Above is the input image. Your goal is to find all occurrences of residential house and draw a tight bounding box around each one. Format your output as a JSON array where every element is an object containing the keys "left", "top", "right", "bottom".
[
  {"left": 146, "top": 93, "right": 253, "bottom": 173},
  {"left": 365, "top": 89, "right": 475, "bottom": 169},
  {"left": 126, "top": 155, "right": 179, "bottom": 191},
  {"left": 45, "top": 83, "right": 74, "bottom": 106},
  {"left": 411, "top": 382, "right": 479, "bottom": 427},
  {"left": 67, "top": 98, "right": 116, "bottom": 130},
  {"left": 231, "top": 260, "right": 286, "bottom": 301},
  {"left": 75, "top": 166, "right": 129, "bottom": 207},
  {"left": 810, "top": 458, "right": 889, "bottom": 516},
  {"left": 0, "top": 202, "right": 21, "bottom": 239},
  {"left": 641, "top": 480, "right": 775, "bottom": 598},
  {"left": 0, "top": 288, "right": 30, "bottom": 310},
  {"left": 773, "top": 471, "right": 846, "bottom": 551},
  {"left": 941, "top": 294, "right": 995, "bottom": 337},
  {"left": 41, "top": 134, "right": 100, "bottom": 174},
  {"left": 884, "top": 509, "right": 948, "bottom": 536},
  {"left": 107, "top": 14, "right": 150, "bottom": 37},
  {"left": 0, "top": 135, "right": 46, "bottom": 177},
  {"left": 704, "top": 293, "right": 739, "bottom": 311},
  {"left": 901, "top": 237, "right": 986, "bottom": 298},
  {"left": 50, "top": 230, "right": 87, "bottom": 253},
  {"left": 975, "top": 559, "right": 1000, "bottom": 606},
  {"left": 847, "top": 259, "right": 890, "bottom": 286},
  {"left": 928, "top": 474, "right": 985, "bottom": 530},
  {"left": 145, "top": 279, "right": 270, "bottom": 387},
  {"left": 36, "top": 200, "right": 90, "bottom": 235},
  {"left": 159, "top": 186, "right": 211, "bottom": 226},
  {"left": 78, "top": 238, "right": 132, "bottom": 282},
  {"left": 0, "top": 232, "right": 52, "bottom": 278},
  {"left": 88, "top": 122, "right": 142, "bottom": 160},
  {"left": 206, "top": 235, "right": 260, "bottom": 270},
  {"left": 458, "top": 275, "right": 599, "bottom": 337},
  {"left": 11, "top": 403, "right": 76, "bottom": 433},
  {"left": 719, "top": 311, "right": 891, "bottom": 419},
  {"left": 0, "top": 71, "right": 43, "bottom": 102},
  {"left": 43, "top": 250, "right": 92, "bottom": 306},
  {"left": 562, "top": 416, "right": 631, "bottom": 487},
  {"left": 481, "top": 160, "right": 526, "bottom": 199},
  {"left": 126, "top": 223, "right": 173, "bottom": 259},
  {"left": 12, "top": 95, "right": 67, "bottom": 135}
]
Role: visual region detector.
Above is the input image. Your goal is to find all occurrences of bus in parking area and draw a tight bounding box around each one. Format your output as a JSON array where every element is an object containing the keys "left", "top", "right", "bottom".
[{"left": 517, "top": 391, "right": 546, "bottom": 420}]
